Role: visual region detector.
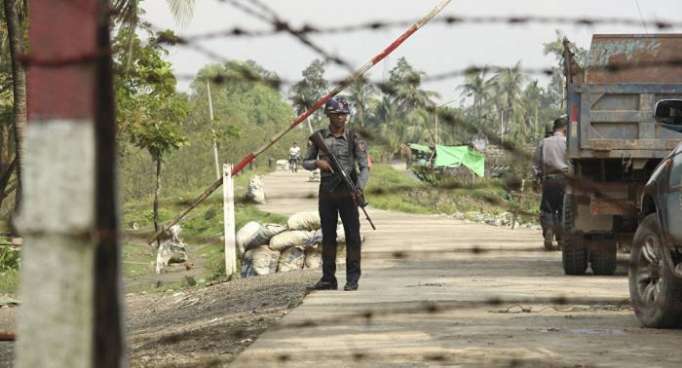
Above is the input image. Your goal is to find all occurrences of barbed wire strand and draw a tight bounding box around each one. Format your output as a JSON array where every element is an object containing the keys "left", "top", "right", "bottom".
[
  {"left": 167, "top": 13, "right": 682, "bottom": 42},
  {"left": 221, "top": 0, "right": 355, "bottom": 71}
]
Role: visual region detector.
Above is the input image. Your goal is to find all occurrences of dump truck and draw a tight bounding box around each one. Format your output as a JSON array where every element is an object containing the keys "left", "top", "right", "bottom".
[{"left": 561, "top": 34, "right": 682, "bottom": 275}]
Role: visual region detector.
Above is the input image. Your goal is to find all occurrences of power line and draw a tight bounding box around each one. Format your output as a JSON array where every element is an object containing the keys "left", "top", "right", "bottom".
[{"left": 633, "top": 0, "right": 650, "bottom": 34}]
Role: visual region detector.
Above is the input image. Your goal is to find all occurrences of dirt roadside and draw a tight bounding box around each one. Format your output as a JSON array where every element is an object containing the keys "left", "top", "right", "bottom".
[{"left": 0, "top": 268, "right": 317, "bottom": 368}]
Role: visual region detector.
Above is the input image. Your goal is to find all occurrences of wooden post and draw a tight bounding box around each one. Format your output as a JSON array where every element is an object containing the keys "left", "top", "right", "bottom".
[
  {"left": 223, "top": 164, "right": 237, "bottom": 277},
  {"left": 16, "top": 1, "right": 123, "bottom": 367}
]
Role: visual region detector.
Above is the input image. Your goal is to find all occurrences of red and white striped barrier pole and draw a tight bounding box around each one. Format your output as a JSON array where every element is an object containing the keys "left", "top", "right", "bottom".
[{"left": 148, "top": 0, "right": 453, "bottom": 244}]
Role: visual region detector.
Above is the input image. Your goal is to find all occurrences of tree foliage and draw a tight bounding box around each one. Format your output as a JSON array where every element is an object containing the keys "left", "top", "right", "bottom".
[{"left": 114, "top": 26, "right": 188, "bottom": 162}]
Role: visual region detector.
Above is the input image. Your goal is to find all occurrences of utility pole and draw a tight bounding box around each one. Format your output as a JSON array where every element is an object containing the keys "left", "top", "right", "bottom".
[
  {"left": 207, "top": 80, "right": 221, "bottom": 179},
  {"left": 434, "top": 98, "right": 458, "bottom": 146},
  {"left": 16, "top": 1, "right": 124, "bottom": 367},
  {"left": 434, "top": 106, "right": 439, "bottom": 145}
]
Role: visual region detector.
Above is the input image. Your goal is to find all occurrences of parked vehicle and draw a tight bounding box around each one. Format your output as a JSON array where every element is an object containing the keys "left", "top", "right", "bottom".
[
  {"left": 562, "top": 34, "right": 682, "bottom": 275},
  {"left": 629, "top": 99, "right": 682, "bottom": 328}
]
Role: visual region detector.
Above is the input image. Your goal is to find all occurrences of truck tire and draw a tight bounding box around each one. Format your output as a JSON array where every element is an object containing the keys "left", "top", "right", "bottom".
[
  {"left": 561, "top": 193, "right": 588, "bottom": 275},
  {"left": 629, "top": 214, "right": 682, "bottom": 328},
  {"left": 590, "top": 238, "right": 618, "bottom": 275}
]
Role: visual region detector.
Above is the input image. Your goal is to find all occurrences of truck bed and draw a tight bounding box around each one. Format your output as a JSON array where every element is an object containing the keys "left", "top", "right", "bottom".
[{"left": 567, "top": 34, "right": 682, "bottom": 159}]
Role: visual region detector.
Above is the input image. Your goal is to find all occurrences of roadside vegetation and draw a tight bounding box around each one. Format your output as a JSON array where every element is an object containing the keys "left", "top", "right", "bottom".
[{"left": 367, "top": 164, "right": 540, "bottom": 225}]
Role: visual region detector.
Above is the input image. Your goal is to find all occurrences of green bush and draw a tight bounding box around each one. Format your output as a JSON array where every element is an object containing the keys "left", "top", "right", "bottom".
[{"left": 0, "top": 246, "right": 19, "bottom": 272}]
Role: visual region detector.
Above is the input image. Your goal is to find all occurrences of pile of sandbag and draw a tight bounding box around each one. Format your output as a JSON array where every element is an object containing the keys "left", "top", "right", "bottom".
[
  {"left": 156, "top": 225, "right": 189, "bottom": 274},
  {"left": 239, "top": 211, "right": 352, "bottom": 278}
]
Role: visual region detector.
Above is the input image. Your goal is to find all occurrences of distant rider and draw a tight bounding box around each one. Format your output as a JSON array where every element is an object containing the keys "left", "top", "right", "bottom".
[{"left": 289, "top": 143, "right": 301, "bottom": 172}]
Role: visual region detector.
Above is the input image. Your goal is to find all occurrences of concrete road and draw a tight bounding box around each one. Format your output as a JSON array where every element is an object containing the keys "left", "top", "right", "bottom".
[{"left": 234, "top": 170, "right": 682, "bottom": 368}]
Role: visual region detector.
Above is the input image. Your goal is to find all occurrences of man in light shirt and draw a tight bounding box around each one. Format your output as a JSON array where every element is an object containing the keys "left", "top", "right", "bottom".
[
  {"left": 288, "top": 143, "right": 301, "bottom": 172},
  {"left": 533, "top": 117, "right": 569, "bottom": 250}
]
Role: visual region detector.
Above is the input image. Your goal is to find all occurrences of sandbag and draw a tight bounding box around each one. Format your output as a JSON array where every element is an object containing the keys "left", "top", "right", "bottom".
[
  {"left": 246, "top": 175, "right": 266, "bottom": 204},
  {"left": 278, "top": 246, "right": 305, "bottom": 272},
  {"left": 155, "top": 225, "right": 189, "bottom": 274},
  {"left": 237, "top": 222, "right": 287, "bottom": 253},
  {"left": 308, "top": 169, "right": 321, "bottom": 182},
  {"left": 304, "top": 248, "right": 322, "bottom": 269},
  {"left": 307, "top": 224, "right": 346, "bottom": 246},
  {"left": 276, "top": 159, "right": 289, "bottom": 171},
  {"left": 241, "top": 245, "right": 280, "bottom": 277},
  {"left": 269, "top": 230, "right": 315, "bottom": 251},
  {"left": 287, "top": 211, "right": 321, "bottom": 231}
]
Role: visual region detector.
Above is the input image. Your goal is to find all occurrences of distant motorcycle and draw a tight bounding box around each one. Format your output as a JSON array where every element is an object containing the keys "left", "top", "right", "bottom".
[{"left": 288, "top": 154, "right": 300, "bottom": 173}]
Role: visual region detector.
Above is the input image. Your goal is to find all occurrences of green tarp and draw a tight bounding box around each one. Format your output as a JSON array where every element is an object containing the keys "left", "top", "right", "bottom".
[{"left": 433, "top": 145, "right": 485, "bottom": 177}]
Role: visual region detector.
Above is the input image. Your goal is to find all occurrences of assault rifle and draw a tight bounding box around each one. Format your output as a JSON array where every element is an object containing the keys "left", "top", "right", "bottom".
[{"left": 311, "top": 132, "right": 376, "bottom": 231}]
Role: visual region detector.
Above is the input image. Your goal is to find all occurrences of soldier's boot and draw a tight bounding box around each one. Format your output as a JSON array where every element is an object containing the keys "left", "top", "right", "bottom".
[
  {"left": 345, "top": 260, "right": 361, "bottom": 291},
  {"left": 309, "top": 256, "right": 337, "bottom": 291}
]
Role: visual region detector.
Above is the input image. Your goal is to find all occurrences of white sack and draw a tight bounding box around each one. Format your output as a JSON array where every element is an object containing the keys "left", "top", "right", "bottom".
[
  {"left": 287, "top": 211, "right": 321, "bottom": 231},
  {"left": 278, "top": 246, "right": 305, "bottom": 272}
]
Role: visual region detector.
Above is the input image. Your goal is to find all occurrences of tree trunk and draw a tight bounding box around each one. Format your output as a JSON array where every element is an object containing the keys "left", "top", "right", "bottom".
[
  {"left": 358, "top": 103, "right": 365, "bottom": 128},
  {"left": 0, "top": 123, "right": 11, "bottom": 171},
  {"left": 535, "top": 105, "right": 539, "bottom": 140},
  {"left": 0, "top": 157, "right": 17, "bottom": 210},
  {"left": 153, "top": 158, "right": 162, "bottom": 248},
  {"left": 3, "top": 0, "right": 27, "bottom": 217}
]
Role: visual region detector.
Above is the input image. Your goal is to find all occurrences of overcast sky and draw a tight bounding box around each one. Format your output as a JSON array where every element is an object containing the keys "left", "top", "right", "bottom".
[{"left": 142, "top": 0, "right": 682, "bottom": 104}]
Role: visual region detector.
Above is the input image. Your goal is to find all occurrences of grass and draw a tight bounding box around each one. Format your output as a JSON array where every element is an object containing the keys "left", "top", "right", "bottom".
[
  {"left": 366, "top": 164, "right": 540, "bottom": 223},
  {"left": 120, "top": 168, "right": 288, "bottom": 293},
  {"left": 0, "top": 234, "right": 19, "bottom": 295},
  {"left": 0, "top": 269, "right": 19, "bottom": 295},
  {"left": 0, "top": 168, "right": 288, "bottom": 296}
]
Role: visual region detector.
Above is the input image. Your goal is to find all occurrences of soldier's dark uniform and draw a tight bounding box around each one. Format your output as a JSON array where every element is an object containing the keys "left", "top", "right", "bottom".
[{"left": 302, "top": 100, "right": 369, "bottom": 291}]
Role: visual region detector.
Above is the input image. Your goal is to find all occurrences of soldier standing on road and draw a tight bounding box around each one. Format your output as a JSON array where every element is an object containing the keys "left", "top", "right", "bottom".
[
  {"left": 533, "top": 117, "right": 569, "bottom": 250},
  {"left": 302, "top": 96, "right": 370, "bottom": 291}
]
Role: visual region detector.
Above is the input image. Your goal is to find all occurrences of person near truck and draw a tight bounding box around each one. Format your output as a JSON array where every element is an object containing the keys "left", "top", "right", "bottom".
[
  {"left": 533, "top": 116, "right": 569, "bottom": 249},
  {"left": 302, "top": 96, "right": 370, "bottom": 291}
]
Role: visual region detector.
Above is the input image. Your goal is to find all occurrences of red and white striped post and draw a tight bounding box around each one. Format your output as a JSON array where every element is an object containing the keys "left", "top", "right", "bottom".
[
  {"left": 16, "top": 1, "right": 123, "bottom": 367},
  {"left": 148, "top": 0, "right": 454, "bottom": 245}
]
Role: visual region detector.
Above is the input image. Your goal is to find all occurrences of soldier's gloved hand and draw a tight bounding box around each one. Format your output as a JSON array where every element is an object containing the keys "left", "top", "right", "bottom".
[{"left": 316, "top": 160, "right": 333, "bottom": 172}]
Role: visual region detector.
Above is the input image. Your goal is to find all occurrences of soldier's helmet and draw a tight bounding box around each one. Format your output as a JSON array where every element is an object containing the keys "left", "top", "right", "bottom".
[{"left": 324, "top": 96, "right": 351, "bottom": 115}]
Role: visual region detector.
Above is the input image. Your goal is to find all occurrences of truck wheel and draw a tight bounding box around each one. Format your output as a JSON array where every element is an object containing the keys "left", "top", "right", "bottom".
[
  {"left": 590, "top": 239, "right": 618, "bottom": 275},
  {"left": 561, "top": 194, "right": 588, "bottom": 275},
  {"left": 629, "top": 214, "right": 682, "bottom": 328}
]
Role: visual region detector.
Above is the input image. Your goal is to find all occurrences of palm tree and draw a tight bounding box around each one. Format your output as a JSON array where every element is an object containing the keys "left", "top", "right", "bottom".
[
  {"left": 458, "top": 70, "right": 490, "bottom": 134},
  {"left": 522, "top": 80, "right": 543, "bottom": 141},
  {"left": 387, "top": 58, "right": 440, "bottom": 115},
  {"left": 347, "top": 78, "right": 377, "bottom": 128},
  {"left": 290, "top": 60, "right": 327, "bottom": 133},
  {"left": 113, "top": 0, "right": 196, "bottom": 24},
  {"left": 490, "top": 62, "right": 525, "bottom": 142}
]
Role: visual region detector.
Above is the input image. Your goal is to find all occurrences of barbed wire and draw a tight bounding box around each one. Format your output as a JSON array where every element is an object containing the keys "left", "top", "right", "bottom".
[
  {"left": 157, "top": 13, "right": 682, "bottom": 43},
  {"left": 170, "top": 59, "right": 682, "bottom": 90},
  {"left": 217, "top": 0, "right": 354, "bottom": 71}
]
